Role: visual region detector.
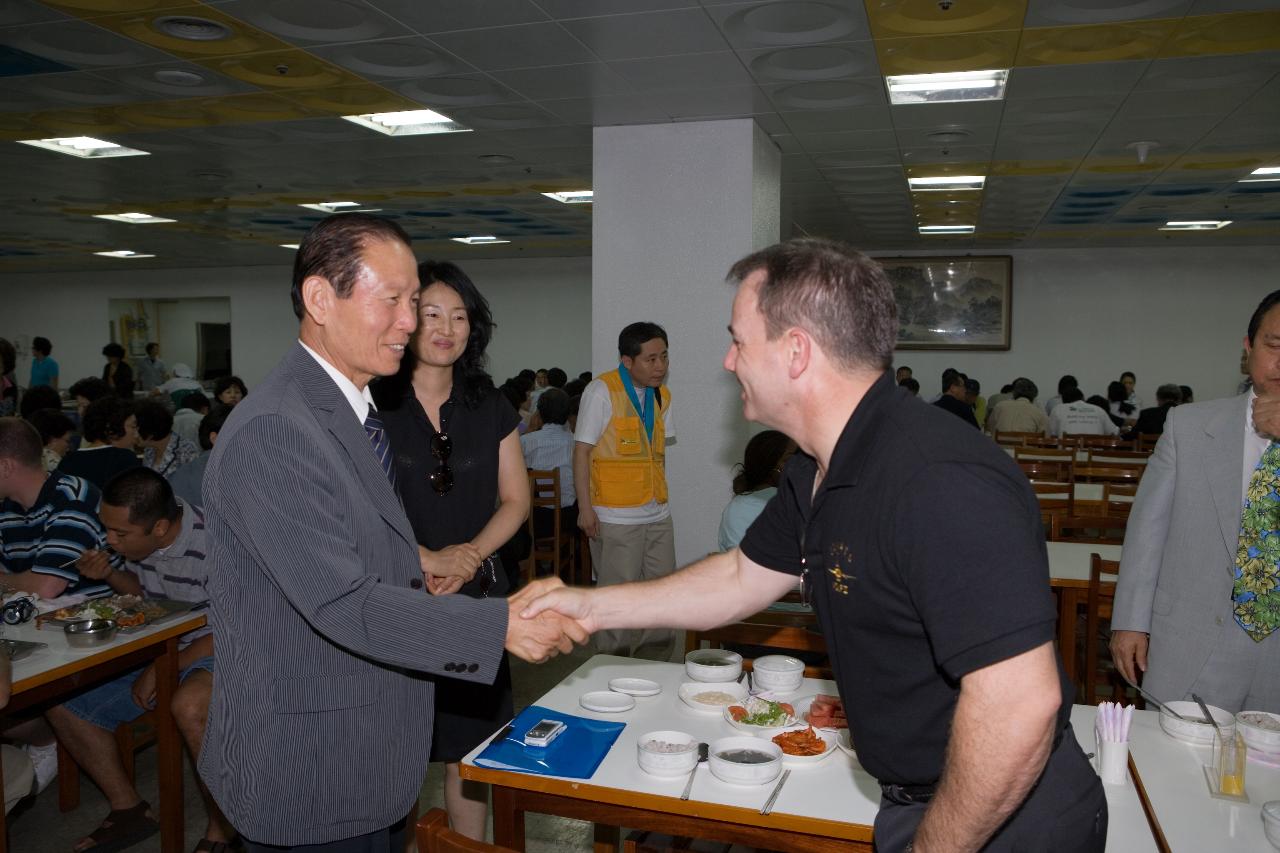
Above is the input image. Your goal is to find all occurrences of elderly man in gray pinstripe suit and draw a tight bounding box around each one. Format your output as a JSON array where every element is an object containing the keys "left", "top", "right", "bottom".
[{"left": 200, "top": 213, "right": 585, "bottom": 852}]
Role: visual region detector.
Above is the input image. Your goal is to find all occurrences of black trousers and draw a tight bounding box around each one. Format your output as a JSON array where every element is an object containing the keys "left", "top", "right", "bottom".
[
  {"left": 872, "top": 723, "right": 1107, "bottom": 853},
  {"left": 245, "top": 818, "right": 406, "bottom": 853}
]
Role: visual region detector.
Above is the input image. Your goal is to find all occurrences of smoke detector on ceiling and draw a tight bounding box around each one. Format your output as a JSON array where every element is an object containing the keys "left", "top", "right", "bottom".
[{"left": 153, "top": 16, "right": 233, "bottom": 41}]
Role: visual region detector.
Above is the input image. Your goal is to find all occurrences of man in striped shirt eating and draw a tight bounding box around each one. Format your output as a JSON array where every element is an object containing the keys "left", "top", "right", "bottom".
[{"left": 0, "top": 417, "right": 112, "bottom": 599}]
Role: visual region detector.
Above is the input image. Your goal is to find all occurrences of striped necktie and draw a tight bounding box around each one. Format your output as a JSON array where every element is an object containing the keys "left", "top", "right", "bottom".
[
  {"left": 364, "top": 405, "right": 395, "bottom": 486},
  {"left": 1233, "top": 441, "right": 1280, "bottom": 641}
]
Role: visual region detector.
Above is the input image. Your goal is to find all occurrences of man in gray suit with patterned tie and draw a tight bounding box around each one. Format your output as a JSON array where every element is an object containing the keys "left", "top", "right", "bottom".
[
  {"left": 1112, "top": 289, "right": 1280, "bottom": 713},
  {"left": 200, "top": 213, "right": 585, "bottom": 851}
]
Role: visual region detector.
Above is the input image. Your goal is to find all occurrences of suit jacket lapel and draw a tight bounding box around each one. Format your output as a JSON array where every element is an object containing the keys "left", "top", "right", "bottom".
[
  {"left": 1204, "top": 394, "right": 1249, "bottom": 569},
  {"left": 286, "top": 344, "right": 416, "bottom": 549}
]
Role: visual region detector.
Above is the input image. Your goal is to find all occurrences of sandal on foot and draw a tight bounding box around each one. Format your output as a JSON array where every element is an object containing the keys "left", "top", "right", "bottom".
[{"left": 76, "top": 801, "right": 159, "bottom": 853}]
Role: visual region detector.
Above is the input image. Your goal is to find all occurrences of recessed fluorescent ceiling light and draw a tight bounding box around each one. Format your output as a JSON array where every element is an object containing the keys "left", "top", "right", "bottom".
[
  {"left": 919, "top": 225, "right": 975, "bottom": 235},
  {"left": 93, "top": 212, "right": 176, "bottom": 224},
  {"left": 1240, "top": 166, "right": 1280, "bottom": 183},
  {"left": 1158, "top": 220, "right": 1232, "bottom": 230},
  {"left": 451, "top": 236, "right": 510, "bottom": 245},
  {"left": 887, "top": 70, "right": 1008, "bottom": 105},
  {"left": 298, "top": 201, "right": 362, "bottom": 213},
  {"left": 341, "top": 109, "right": 470, "bottom": 136},
  {"left": 17, "top": 136, "right": 150, "bottom": 158},
  {"left": 541, "top": 190, "right": 594, "bottom": 204},
  {"left": 280, "top": 243, "right": 300, "bottom": 249},
  {"left": 95, "top": 250, "right": 155, "bottom": 258},
  {"left": 908, "top": 176, "right": 985, "bottom": 192}
]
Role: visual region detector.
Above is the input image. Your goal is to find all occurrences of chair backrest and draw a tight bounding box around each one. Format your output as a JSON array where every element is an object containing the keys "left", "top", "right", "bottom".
[
  {"left": 1050, "top": 514, "right": 1128, "bottom": 545},
  {"left": 994, "top": 430, "right": 1043, "bottom": 447},
  {"left": 1135, "top": 432, "right": 1162, "bottom": 452},
  {"left": 1018, "top": 460, "right": 1075, "bottom": 484},
  {"left": 1067, "top": 434, "right": 1136, "bottom": 450},
  {"left": 1083, "top": 553, "right": 1121, "bottom": 705},
  {"left": 1075, "top": 462, "right": 1144, "bottom": 484},
  {"left": 1015, "top": 446, "right": 1074, "bottom": 463},
  {"left": 526, "top": 469, "right": 575, "bottom": 584},
  {"left": 1101, "top": 482, "right": 1138, "bottom": 517},
  {"left": 528, "top": 468, "right": 561, "bottom": 512},
  {"left": 1087, "top": 449, "right": 1149, "bottom": 464},
  {"left": 418, "top": 808, "right": 519, "bottom": 853}
]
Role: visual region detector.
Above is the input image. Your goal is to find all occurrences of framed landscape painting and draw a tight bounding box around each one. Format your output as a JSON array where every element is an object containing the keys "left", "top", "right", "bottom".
[{"left": 877, "top": 255, "right": 1012, "bottom": 350}]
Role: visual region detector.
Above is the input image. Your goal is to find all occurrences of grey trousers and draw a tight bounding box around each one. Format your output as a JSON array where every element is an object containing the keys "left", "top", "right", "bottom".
[{"left": 589, "top": 515, "right": 677, "bottom": 660}]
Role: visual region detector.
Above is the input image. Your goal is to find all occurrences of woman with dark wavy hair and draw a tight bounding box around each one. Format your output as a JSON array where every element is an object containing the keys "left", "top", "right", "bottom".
[{"left": 377, "top": 260, "right": 529, "bottom": 842}]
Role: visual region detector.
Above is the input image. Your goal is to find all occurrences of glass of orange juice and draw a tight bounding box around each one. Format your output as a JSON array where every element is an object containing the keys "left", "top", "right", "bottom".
[{"left": 1214, "top": 729, "right": 1247, "bottom": 796}]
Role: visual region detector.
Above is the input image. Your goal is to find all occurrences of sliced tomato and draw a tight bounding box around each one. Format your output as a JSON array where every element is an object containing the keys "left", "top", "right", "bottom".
[
  {"left": 779, "top": 702, "right": 795, "bottom": 717},
  {"left": 728, "top": 706, "right": 747, "bottom": 721}
]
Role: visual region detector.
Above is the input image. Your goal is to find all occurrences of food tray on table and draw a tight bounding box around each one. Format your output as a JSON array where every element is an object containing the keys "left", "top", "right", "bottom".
[{"left": 37, "top": 596, "right": 199, "bottom": 634}]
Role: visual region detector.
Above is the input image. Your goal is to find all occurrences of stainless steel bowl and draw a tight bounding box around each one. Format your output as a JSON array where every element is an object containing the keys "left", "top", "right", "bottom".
[{"left": 64, "top": 618, "right": 118, "bottom": 649}]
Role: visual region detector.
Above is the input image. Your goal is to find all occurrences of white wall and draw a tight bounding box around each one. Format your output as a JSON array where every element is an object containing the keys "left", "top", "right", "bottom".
[
  {"left": 883, "top": 246, "right": 1279, "bottom": 408},
  {"left": 1, "top": 257, "right": 591, "bottom": 393},
  {"left": 156, "top": 297, "right": 232, "bottom": 377}
]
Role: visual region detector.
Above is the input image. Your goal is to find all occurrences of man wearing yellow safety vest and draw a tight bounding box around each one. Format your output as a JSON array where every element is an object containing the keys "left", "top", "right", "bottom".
[{"left": 573, "top": 322, "right": 677, "bottom": 659}]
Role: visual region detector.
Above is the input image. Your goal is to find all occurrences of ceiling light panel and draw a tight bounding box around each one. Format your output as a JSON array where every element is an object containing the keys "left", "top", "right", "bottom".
[
  {"left": 909, "top": 175, "right": 986, "bottom": 192},
  {"left": 886, "top": 70, "right": 1009, "bottom": 105},
  {"left": 541, "top": 190, "right": 593, "bottom": 204},
  {"left": 93, "top": 212, "right": 177, "bottom": 224},
  {"left": 16, "top": 136, "right": 150, "bottom": 158},
  {"left": 919, "top": 225, "right": 975, "bottom": 234},
  {"left": 341, "top": 108, "right": 470, "bottom": 136},
  {"left": 94, "top": 250, "right": 156, "bottom": 258},
  {"left": 1158, "top": 220, "right": 1232, "bottom": 230},
  {"left": 451, "top": 236, "right": 510, "bottom": 245}
]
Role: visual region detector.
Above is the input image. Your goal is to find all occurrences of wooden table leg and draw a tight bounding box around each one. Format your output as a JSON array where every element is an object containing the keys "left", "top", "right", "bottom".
[
  {"left": 492, "top": 785, "right": 525, "bottom": 852},
  {"left": 154, "top": 636, "right": 184, "bottom": 853},
  {"left": 592, "top": 822, "right": 619, "bottom": 853},
  {"left": 1057, "top": 588, "right": 1081, "bottom": 696}
]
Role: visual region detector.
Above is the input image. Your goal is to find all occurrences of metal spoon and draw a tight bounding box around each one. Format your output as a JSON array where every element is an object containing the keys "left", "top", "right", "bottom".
[
  {"left": 1121, "top": 676, "right": 1188, "bottom": 721},
  {"left": 1191, "top": 693, "right": 1220, "bottom": 731},
  {"left": 680, "top": 743, "right": 708, "bottom": 801}
]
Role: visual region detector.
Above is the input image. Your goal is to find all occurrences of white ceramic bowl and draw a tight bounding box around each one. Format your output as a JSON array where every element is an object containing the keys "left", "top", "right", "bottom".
[
  {"left": 708, "top": 735, "right": 782, "bottom": 785},
  {"left": 752, "top": 655, "right": 805, "bottom": 692},
  {"left": 678, "top": 680, "right": 748, "bottom": 713},
  {"left": 1237, "top": 710, "right": 1280, "bottom": 756},
  {"left": 1159, "top": 700, "right": 1235, "bottom": 745},
  {"left": 636, "top": 730, "right": 699, "bottom": 777},
  {"left": 685, "top": 649, "right": 743, "bottom": 682},
  {"left": 1263, "top": 800, "right": 1280, "bottom": 850}
]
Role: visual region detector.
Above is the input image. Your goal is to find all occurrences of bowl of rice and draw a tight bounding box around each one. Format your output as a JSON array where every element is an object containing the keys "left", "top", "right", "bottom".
[
  {"left": 636, "top": 731, "right": 699, "bottom": 776},
  {"left": 1237, "top": 710, "right": 1280, "bottom": 756},
  {"left": 678, "top": 680, "right": 748, "bottom": 713}
]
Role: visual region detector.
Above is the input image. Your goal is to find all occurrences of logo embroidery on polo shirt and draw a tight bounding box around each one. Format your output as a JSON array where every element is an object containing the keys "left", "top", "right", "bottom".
[{"left": 827, "top": 542, "right": 854, "bottom": 595}]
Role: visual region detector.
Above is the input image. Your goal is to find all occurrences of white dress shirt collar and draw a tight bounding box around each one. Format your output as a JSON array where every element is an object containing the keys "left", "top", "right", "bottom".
[{"left": 298, "top": 340, "right": 375, "bottom": 423}]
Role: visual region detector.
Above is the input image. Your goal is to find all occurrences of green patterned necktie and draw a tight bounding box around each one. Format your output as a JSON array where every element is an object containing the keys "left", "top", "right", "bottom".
[{"left": 1234, "top": 441, "right": 1280, "bottom": 641}]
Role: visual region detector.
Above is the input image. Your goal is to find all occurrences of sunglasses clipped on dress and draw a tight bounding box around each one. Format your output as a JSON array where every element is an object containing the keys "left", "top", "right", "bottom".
[{"left": 429, "top": 432, "right": 453, "bottom": 495}]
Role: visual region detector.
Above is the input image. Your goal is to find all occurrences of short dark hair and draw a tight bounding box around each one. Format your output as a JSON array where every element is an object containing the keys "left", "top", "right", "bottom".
[
  {"left": 1062, "top": 387, "right": 1085, "bottom": 404},
  {"left": 498, "top": 382, "right": 524, "bottom": 413},
  {"left": 1058, "top": 374, "right": 1078, "bottom": 395},
  {"left": 1156, "top": 383, "right": 1182, "bottom": 405},
  {"left": 102, "top": 342, "right": 125, "bottom": 359},
  {"left": 0, "top": 417, "right": 42, "bottom": 469},
  {"left": 1120, "top": 371, "right": 1136, "bottom": 383},
  {"left": 563, "top": 378, "right": 587, "bottom": 398},
  {"left": 943, "top": 369, "right": 963, "bottom": 392},
  {"left": 69, "top": 377, "right": 111, "bottom": 404},
  {"left": 27, "top": 408, "right": 74, "bottom": 446},
  {"left": 214, "top": 376, "right": 248, "bottom": 400},
  {"left": 733, "top": 429, "right": 794, "bottom": 495},
  {"left": 103, "top": 467, "right": 180, "bottom": 528},
  {"left": 728, "top": 238, "right": 897, "bottom": 372},
  {"left": 535, "top": 388, "right": 571, "bottom": 425},
  {"left": 198, "top": 406, "right": 230, "bottom": 451},
  {"left": 899, "top": 377, "right": 920, "bottom": 395},
  {"left": 32, "top": 336, "right": 52, "bottom": 356},
  {"left": 518, "top": 369, "right": 536, "bottom": 383},
  {"left": 964, "top": 377, "right": 980, "bottom": 395},
  {"left": 1012, "top": 377, "right": 1038, "bottom": 401},
  {"left": 182, "top": 392, "right": 210, "bottom": 413},
  {"left": 547, "top": 368, "right": 567, "bottom": 389},
  {"left": 1248, "top": 290, "right": 1280, "bottom": 344},
  {"left": 578, "top": 371, "right": 592, "bottom": 383},
  {"left": 1179, "top": 385, "right": 1193, "bottom": 403},
  {"left": 145, "top": 342, "right": 158, "bottom": 355},
  {"left": 81, "top": 396, "right": 133, "bottom": 443},
  {"left": 132, "top": 400, "right": 174, "bottom": 441},
  {"left": 618, "top": 322, "right": 668, "bottom": 359},
  {"left": 290, "top": 213, "right": 413, "bottom": 320},
  {"left": 19, "top": 385, "right": 61, "bottom": 420}
]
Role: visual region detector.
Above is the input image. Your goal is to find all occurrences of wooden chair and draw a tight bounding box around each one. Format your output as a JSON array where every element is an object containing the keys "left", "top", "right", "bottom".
[
  {"left": 1087, "top": 449, "right": 1150, "bottom": 464},
  {"left": 994, "top": 430, "right": 1043, "bottom": 447},
  {"left": 58, "top": 713, "right": 156, "bottom": 811},
  {"left": 417, "top": 808, "right": 518, "bottom": 853},
  {"left": 1075, "top": 461, "right": 1144, "bottom": 485},
  {"left": 1066, "top": 434, "right": 1136, "bottom": 450},
  {"left": 1031, "top": 480, "right": 1076, "bottom": 527},
  {"left": 686, "top": 611, "right": 831, "bottom": 678},
  {"left": 525, "top": 469, "right": 574, "bottom": 585},
  {"left": 1102, "top": 482, "right": 1138, "bottom": 518},
  {"left": 1134, "top": 432, "right": 1162, "bottom": 452},
  {"left": 1050, "top": 514, "right": 1128, "bottom": 545},
  {"left": 1082, "top": 553, "right": 1124, "bottom": 705},
  {"left": 1014, "top": 446, "right": 1074, "bottom": 465},
  {"left": 1018, "top": 460, "right": 1075, "bottom": 485}
]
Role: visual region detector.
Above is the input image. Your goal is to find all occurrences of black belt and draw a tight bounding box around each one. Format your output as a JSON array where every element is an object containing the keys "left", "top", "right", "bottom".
[{"left": 879, "top": 725, "right": 1071, "bottom": 807}]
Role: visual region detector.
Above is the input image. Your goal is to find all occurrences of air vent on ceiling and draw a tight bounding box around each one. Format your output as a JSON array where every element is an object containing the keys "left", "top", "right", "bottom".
[{"left": 153, "top": 16, "right": 233, "bottom": 41}]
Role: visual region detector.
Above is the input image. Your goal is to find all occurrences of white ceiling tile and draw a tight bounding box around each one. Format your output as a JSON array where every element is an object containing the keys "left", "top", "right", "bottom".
[
  {"left": 812, "top": 149, "right": 902, "bottom": 169},
  {"left": 608, "top": 51, "right": 753, "bottom": 89},
  {"left": 781, "top": 105, "right": 893, "bottom": 133},
  {"left": 539, "top": 93, "right": 672, "bottom": 124},
  {"left": 739, "top": 41, "right": 879, "bottom": 83},
  {"left": 218, "top": 0, "right": 413, "bottom": 45},
  {"left": 95, "top": 61, "right": 262, "bottom": 98},
  {"left": 537, "top": 0, "right": 702, "bottom": 17},
  {"left": 394, "top": 75, "right": 526, "bottom": 108},
  {"left": 446, "top": 102, "right": 566, "bottom": 129},
  {"left": 560, "top": 9, "right": 729, "bottom": 60},
  {"left": 309, "top": 37, "right": 473, "bottom": 79},
  {"left": 363, "top": 0, "right": 551, "bottom": 33},
  {"left": 1116, "top": 87, "right": 1255, "bottom": 120},
  {"left": 428, "top": 23, "right": 597, "bottom": 70},
  {"left": 706, "top": 1, "right": 872, "bottom": 50},
  {"left": 891, "top": 101, "right": 1006, "bottom": 129},
  {"left": 490, "top": 63, "right": 634, "bottom": 99},
  {"left": 762, "top": 77, "right": 886, "bottom": 111},
  {"left": 895, "top": 124, "right": 999, "bottom": 148},
  {"left": 661, "top": 85, "right": 772, "bottom": 118},
  {"left": 794, "top": 128, "right": 900, "bottom": 152},
  {"left": 1005, "top": 62, "right": 1147, "bottom": 100},
  {"left": 1135, "top": 52, "right": 1280, "bottom": 92},
  {"left": 901, "top": 145, "right": 994, "bottom": 165},
  {"left": 1024, "top": 0, "right": 1193, "bottom": 27},
  {"left": 0, "top": 19, "right": 174, "bottom": 68}
]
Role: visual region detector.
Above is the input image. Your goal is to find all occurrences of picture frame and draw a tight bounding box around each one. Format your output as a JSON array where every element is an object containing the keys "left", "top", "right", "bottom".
[{"left": 877, "top": 255, "right": 1012, "bottom": 351}]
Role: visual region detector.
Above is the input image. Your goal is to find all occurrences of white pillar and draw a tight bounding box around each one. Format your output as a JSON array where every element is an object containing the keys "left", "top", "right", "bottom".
[{"left": 592, "top": 119, "right": 781, "bottom": 565}]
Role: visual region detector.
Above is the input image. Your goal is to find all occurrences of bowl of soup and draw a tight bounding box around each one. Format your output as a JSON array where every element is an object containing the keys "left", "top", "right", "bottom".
[{"left": 708, "top": 735, "right": 782, "bottom": 785}]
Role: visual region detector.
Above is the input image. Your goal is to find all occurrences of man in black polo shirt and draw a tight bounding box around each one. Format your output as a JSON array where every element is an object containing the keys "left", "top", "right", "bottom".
[
  {"left": 522, "top": 239, "right": 1105, "bottom": 852},
  {"left": 933, "top": 370, "right": 979, "bottom": 429}
]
